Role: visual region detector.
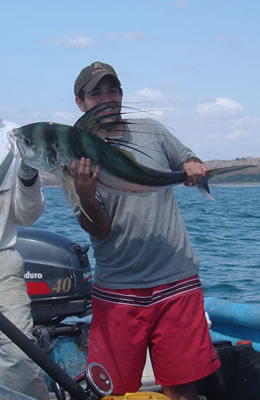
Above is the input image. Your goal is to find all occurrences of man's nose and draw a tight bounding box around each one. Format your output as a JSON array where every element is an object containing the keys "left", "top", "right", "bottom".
[{"left": 100, "top": 91, "right": 113, "bottom": 102}]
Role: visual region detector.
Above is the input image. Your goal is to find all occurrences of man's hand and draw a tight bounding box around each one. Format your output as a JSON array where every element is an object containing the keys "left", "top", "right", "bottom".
[
  {"left": 70, "top": 157, "right": 100, "bottom": 207},
  {"left": 18, "top": 160, "right": 39, "bottom": 186},
  {"left": 70, "top": 157, "right": 111, "bottom": 239},
  {"left": 183, "top": 157, "right": 208, "bottom": 186}
]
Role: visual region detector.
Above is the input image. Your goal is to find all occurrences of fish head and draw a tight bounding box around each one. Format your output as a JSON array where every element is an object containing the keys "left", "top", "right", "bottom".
[{"left": 10, "top": 123, "right": 60, "bottom": 173}]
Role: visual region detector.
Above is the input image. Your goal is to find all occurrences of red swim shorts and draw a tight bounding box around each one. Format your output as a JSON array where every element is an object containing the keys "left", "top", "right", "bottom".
[{"left": 87, "top": 275, "right": 220, "bottom": 394}]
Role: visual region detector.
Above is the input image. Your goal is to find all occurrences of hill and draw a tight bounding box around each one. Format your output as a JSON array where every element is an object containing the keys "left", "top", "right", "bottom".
[
  {"left": 205, "top": 157, "right": 260, "bottom": 184},
  {"left": 40, "top": 157, "right": 260, "bottom": 187}
]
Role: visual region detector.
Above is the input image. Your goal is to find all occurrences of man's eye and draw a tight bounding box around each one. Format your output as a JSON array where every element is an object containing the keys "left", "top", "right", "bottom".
[
  {"left": 110, "top": 89, "right": 119, "bottom": 94},
  {"left": 91, "top": 92, "right": 99, "bottom": 97}
]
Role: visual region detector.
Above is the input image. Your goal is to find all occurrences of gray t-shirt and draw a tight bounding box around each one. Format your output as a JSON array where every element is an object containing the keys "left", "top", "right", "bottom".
[{"left": 86, "top": 118, "right": 199, "bottom": 289}]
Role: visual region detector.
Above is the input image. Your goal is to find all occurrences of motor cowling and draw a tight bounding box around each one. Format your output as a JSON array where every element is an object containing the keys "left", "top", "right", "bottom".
[{"left": 17, "top": 228, "right": 93, "bottom": 324}]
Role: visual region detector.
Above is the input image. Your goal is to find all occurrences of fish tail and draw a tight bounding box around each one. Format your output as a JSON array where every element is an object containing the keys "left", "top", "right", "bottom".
[{"left": 194, "top": 164, "right": 258, "bottom": 201}]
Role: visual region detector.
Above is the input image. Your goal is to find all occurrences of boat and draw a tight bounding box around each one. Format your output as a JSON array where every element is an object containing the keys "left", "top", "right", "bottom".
[
  {"left": 0, "top": 228, "right": 260, "bottom": 400},
  {"left": 204, "top": 297, "right": 260, "bottom": 351}
]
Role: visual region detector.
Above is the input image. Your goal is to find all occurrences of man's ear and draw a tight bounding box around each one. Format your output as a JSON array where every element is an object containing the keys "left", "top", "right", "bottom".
[{"left": 75, "top": 96, "right": 87, "bottom": 112}]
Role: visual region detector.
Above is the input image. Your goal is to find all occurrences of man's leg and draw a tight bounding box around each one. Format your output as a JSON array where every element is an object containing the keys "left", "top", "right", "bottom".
[
  {"left": 149, "top": 280, "right": 220, "bottom": 399},
  {"left": 0, "top": 250, "right": 49, "bottom": 400}
]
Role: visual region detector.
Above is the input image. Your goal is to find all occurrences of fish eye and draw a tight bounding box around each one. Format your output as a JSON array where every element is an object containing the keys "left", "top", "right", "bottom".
[{"left": 24, "top": 137, "right": 32, "bottom": 146}]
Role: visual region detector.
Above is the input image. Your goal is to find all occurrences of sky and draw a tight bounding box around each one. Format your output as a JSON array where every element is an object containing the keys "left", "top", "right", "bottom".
[{"left": 1, "top": 0, "right": 260, "bottom": 161}]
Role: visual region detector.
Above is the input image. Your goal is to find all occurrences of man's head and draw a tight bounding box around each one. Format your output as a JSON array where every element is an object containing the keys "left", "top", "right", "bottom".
[
  {"left": 74, "top": 61, "right": 121, "bottom": 99},
  {"left": 74, "top": 61, "right": 123, "bottom": 129}
]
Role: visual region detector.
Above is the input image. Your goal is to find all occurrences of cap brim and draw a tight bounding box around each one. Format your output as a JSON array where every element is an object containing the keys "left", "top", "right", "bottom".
[{"left": 82, "top": 73, "right": 120, "bottom": 93}]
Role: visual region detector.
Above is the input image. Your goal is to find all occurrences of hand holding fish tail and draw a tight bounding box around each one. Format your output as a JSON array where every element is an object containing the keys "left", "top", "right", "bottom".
[
  {"left": 183, "top": 157, "right": 208, "bottom": 187},
  {"left": 70, "top": 157, "right": 111, "bottom": 239}
]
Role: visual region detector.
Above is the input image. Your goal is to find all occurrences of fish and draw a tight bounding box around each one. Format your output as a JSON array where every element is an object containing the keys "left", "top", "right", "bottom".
[{"left": 9, "top": 112, "right": 257, "bottom": 222}]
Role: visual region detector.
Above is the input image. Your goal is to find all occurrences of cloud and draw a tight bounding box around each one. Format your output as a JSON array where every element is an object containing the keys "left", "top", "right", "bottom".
[
  {"left": 136, "top": 88, "right": 164, "bottom": 102},
  {"left": 174, "top": 0, "right": 189, "bottom": 6},
  {"left": 175, "top": 64, "right": 192, "bottom": 72},
  {"left": 196, "top": 97, "right": 245, "bottom": 119},
  {"left": 47, "top": 35, "right": 97, "bottom": 48},
  {"left": 213, "top": 35, "right": 240, "bottom": 48},
  {"left": 121, "top": 90, "right": 259, "bottom": 160},
  {"left": 123, "top": 88, "right": 182, "bottom": 122},
  {"left": 123, "top": 29, "right": 144, "bottom": 40},
  {"left": 0, "top": 105, "right": 80, "bottom": 127},
  {"left": 106, "top": 29, "right": 144, "bottom": 41},
  {"left": 226, "top": 129, "right": 244, "bottom": 140},
  {"left": 53, "top": 111, "right": 77, "bottom": 123},
  {"left": 46, "top": 30, "right": 143, "bottom": 49},
  {"left": 233, "top": 115, "right": 260, "bottom": 130}
]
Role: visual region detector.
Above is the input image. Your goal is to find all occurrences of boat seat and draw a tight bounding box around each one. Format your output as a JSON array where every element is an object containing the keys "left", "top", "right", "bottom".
[{"left": 141, "top": 351, "right": 159, "bottom": 392}]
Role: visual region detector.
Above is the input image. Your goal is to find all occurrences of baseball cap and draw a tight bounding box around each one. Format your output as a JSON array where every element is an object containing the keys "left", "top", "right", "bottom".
[{"left": 74, "top": 61, "right": 121, "bottom": 96}]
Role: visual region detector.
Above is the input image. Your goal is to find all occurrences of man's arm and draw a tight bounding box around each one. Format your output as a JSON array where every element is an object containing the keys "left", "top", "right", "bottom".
[
  {"left": 70, "top": 158, "right": 111, "bottom": 240},
  {"left": 14, "top": 160, "right": 44, "bottom": 226}
]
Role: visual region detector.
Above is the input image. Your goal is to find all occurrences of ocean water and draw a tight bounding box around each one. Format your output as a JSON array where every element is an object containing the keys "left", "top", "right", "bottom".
[{"left": 31, "top": 185, "right": 260, "bottom": 304}]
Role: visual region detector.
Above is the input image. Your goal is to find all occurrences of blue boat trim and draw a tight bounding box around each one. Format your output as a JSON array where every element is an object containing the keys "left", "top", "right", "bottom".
[{"left": 204, "top": 297, "right": 260, "bottom": 351}]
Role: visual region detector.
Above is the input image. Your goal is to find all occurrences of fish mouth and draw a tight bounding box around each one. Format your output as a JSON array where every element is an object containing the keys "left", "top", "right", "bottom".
[
  {"left": 8, "top": 129, "right": 25, "bottom": 156},
  {"left": 15, "top": 140, "right": 26, "bottom": 157},
  {"left": 7, "top": 129, "right": 17, "bottom": 143}
]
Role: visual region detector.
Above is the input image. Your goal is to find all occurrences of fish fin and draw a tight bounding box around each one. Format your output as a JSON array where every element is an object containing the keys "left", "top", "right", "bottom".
[
  {"left": 114, "top": 146, "right": 157, "bottom": 168},
  {"left": 116, "top": 148, "right": 140, "bottom": 164},
  {"left": 196, "top": 182, "right": 215, "bottom": 201},
  {"left": 74, "top": 102, "right": 127, "bottom": 137},
  {"left": 107, "top": 138, "right": 158, "bottom": 161},
  {"left": 61, "top": 166, "right": 93, "bottom": 223}
]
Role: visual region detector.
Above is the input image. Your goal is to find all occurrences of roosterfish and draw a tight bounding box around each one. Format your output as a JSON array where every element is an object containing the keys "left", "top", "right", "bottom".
[{"left": 8, "top": 104, "right": 256, "bottom": 222}]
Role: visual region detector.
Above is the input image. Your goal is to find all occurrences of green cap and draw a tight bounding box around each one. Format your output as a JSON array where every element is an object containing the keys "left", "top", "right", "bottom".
[{"left": 74, "top": 61, "right": 121, "bottom": 96}]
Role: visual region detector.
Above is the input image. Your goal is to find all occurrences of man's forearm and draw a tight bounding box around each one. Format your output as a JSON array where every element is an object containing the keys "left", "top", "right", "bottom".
[
  {"left": 78, "top": 199, "right": 111, "bottom": 240},
  {"left": 186, "top": 156, "right": 203, "bottom": 164}
]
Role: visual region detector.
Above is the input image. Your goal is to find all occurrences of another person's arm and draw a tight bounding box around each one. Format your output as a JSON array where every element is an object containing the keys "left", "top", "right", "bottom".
[{"left": 13, "top": 160, "right": 44, "bottom": 226}]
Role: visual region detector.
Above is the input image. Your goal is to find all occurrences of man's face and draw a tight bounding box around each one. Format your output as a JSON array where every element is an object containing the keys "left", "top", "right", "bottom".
[{"left": 76, "top": 76, "right": 123, "bottom": 125}]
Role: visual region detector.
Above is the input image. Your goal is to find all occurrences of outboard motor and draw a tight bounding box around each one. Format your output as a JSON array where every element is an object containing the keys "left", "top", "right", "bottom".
[
  {"left": 17, "top": 228, "right": 92, "bottom": 323},
  {"left": 15, "top": 228, "right": 112, "bottom": 399}
]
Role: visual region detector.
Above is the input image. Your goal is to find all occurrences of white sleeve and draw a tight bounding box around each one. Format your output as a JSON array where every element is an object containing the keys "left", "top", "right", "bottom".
[{"left": 13, "top": 175, "right": 45, "bottom": 226}]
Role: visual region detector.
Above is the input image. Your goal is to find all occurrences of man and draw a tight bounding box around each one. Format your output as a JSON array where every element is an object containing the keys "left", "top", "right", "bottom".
[
  {"left": 0, "top": 120, "right": 49, "bottom": 399},
  {"left": 66, "top": 61, "right": 220, "bottom": 400}
]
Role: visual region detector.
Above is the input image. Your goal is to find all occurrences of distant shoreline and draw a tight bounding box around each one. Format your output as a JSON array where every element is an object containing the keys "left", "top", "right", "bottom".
[
  {"left": 42, "top": 182, "right": 260, "bottom": 189},
  {"left": 210, "top": 183, "right": 260, "bottom": 187}
]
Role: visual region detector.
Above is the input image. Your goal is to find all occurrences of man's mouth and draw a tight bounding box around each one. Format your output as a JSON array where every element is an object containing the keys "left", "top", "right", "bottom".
[
  {"left": 95, "top": 102, "right": 120, "bottom": 115},
  {"left": 102, "top": 107, "right": 114, "bottom": 113}
]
